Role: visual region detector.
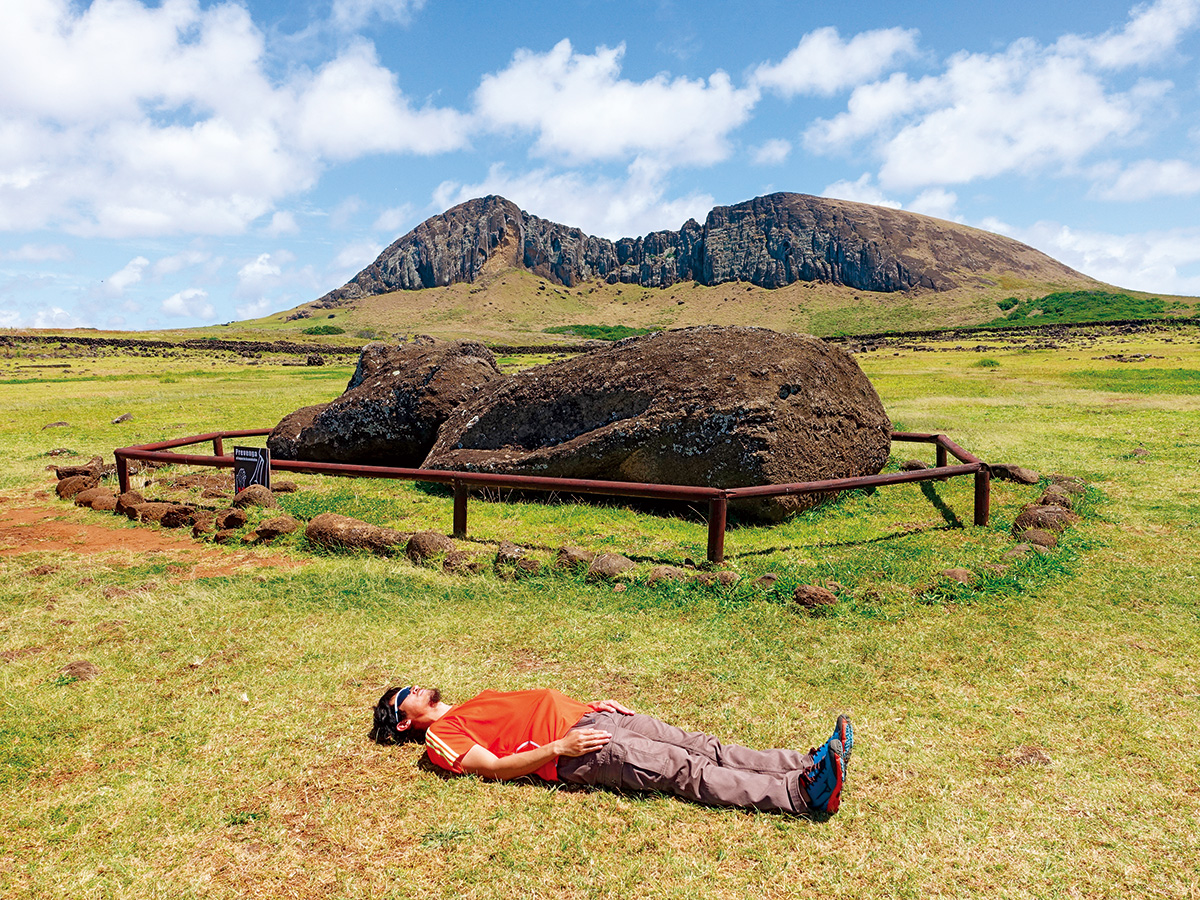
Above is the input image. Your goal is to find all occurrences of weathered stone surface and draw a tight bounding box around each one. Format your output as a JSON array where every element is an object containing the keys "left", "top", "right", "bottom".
[
  {"left": 695, "top": 570, "right": 740, "bottom": 587},
  {"left": 443, "top": 550, "right": 486, "bottom": 575},
  {"left": 752, "top": 573, "right": 779, "bottom": 589},
  {"left": 313, "top": 192, "right": 1086, "bottom": 303},
  {"left": 114, "top": 490, "right": 145, "bottom": 517},
  {"left": 134, "top": 502, "right": 193, "bottom": 526},
  {"left": 941, "top": 568, "right": 976, "bottom": 584},
  {"left": 1036, "top": 489, "right": 1073, "bottom": 510},
  {"left": 232, "top": 485, "right": 278, "bottom": 509},
  {"left": 1048, "top": 474, "right": 1087, "bottom": 494},
  {"left": 989, "top": 463, "right": 1040, "bottom": 484},
  {"left": 90, "top": 495, "right": 117, "bottom": 512},
  {"left": 191, "top": 511, "right": 217, "bottom": 537},
  {"left": 215, "top": 508, "right": 247, "bottom": 530},
  {"left": 74, "top": 486, "right": 115, "bottom": 508},
  {"left": 213, "top": 529, "right": 238, "bottom": 544},
  {"left": 268, "top": 338, "right": 504, "bottom": 466},
  {"left": 900, "top": 459, "right": 929, "bottom": 471},
  {"left": 646, "top": 565, "right": 687, "bottom": 584},
  {"left": 273, "top": 480, "right": 299, "bottom": 493},
  {"left": 550, "top": 546, "right": 592, "bottom": 570},
  {"left": 304, "top": 512, "right": 408, "bottom": 556},
  {"left": 1012, "top": 505, "right": 1079, "bottom": 535},
  {"left": 53, "top": 456, "right": 104, "bottom": 480},
  {"left": 407, "top": 531, "right": 455, "bottom": 563},
  {"left": 587, "top": 553, "right": 635, "bottom": 580},
  {"left": 424, "top": 327, "right": 891, "bottom": 523},
  {"left": 256, "top": 515, "right": 299, "bottom": 540},
  {"left": 1023, "top": 528, "right": 1058, "bottom": 548},
  {"left": 793, "top": 584, "right": 836, "bottom": 609},
  {"left": 56, "top": 474, "right": 97, "bottom": 499}
]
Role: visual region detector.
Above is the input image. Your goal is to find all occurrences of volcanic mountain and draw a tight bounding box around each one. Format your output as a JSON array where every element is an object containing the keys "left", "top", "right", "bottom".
[{"left": 312, "top": 192, "right": 1092, "bottom": 306}]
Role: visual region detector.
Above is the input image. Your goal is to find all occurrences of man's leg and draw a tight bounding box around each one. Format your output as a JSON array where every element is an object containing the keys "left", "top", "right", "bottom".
[
  {"left": 602, "top": 711, "right": 813, "bottom": 774},
  {"left": 557, "top": 713, "right": 817, "bottom": 813}
]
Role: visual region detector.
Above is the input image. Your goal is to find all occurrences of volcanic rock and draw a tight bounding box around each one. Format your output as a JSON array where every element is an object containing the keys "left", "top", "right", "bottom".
[
  {"left": 304, "top": 512, "right": 408, "bottom": 556},
  {"left": 793, "top": 584, "right": 836, "bottom": 609},
  {"left": 989, "top": 463, "right": 1040, "bottom": 484},
  {"left": 267, "top": 338, "right": 505, "bottom": 466},
  {"left": 315, "top": 193, "right": 1087, "bottom": 302},
  {"left": 114, "top": 490, "right": 145, "bottom": 517},
  {"left": 554, "top": 546, "right": 595, "bottom": 570},
  {"left": 1023, "top": 528, "right": 1058, "bottom": 549},
  {"left": 646, "top": 565, "right": 687, "bottom": 584},
  {"left": 56, "top": 474, "right": 97, "bottom": 500},
  {"left": 1012, "top": 505, "right": 1079, "bottom": 535},
  {"left": 74, "top": 486, "right": 115, "bottom": 508},
  {"left": 232, "top": 485, "right": 278, "bottom": 509},
  {"left": 256, "top": 515, "right": 299, "bottom": 540},
  {"left": 587, "top": 553, "right": 635, "bottom": 580},
  {"left": 215, "top": 508, "right": 247, "bottom": 530},
  {"left": 407, "top": 531, "right": 455, "bottom": 564},
  {"left": 423, "top": 327, "right": 891, "bottom": 523}
]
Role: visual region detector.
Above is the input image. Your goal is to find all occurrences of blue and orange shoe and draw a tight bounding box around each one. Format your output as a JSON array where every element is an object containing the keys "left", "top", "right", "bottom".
[
  {"left": 830, "top": 714, "right": 853, "bottom": 774},
  {"left": 801, "top": 738, "right": 845, "bottom": 814}
]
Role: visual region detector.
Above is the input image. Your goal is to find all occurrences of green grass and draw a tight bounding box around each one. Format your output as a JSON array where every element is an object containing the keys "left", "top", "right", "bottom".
[
  {"left": 1, "top": 326, "right": 1199, "bottom": 898},
  {"left": 542, "top": 324, "right": 659, "bottom": 341},
  {"left": 984, "top": 290, "right": 1174, "bottom": 326}
]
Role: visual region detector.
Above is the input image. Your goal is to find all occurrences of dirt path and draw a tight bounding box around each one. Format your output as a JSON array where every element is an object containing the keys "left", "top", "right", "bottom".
[{"left": 0, "top": 492, "right": 303, "bottom": 580}]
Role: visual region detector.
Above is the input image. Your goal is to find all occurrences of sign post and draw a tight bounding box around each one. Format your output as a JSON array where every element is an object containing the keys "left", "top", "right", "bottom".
[{"left": 233, "top": 446, "right": 271, "bottom": 493}]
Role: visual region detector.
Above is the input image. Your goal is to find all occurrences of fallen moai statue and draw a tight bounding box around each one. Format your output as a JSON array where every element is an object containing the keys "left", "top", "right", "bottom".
[
  {"left": 423, "top": 326, "right": 891, "bottom": 523},
  {"left": 268, "top": 337, "right": 505, "bottom": 466}
]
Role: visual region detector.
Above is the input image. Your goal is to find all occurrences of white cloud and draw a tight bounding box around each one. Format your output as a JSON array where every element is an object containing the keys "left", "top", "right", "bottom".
[
  {"left": 433, "top": 160, "right": 715, "bottom": 240},
  {"left": 1065, "top": 0, "right": 1200, "bottom": 68},
  {"left": 805, "top": 3, "right": 1193, "bottom": 192},
  {"left": 104, "top": 256, "right": 150, "bottom": 296},
  {"left": 152, "top": 250, "right": 211, "bottom": 277},
  {"left": 0, "top": 243, "right": 72, "bottom": 262},
  {"left": 374, "top": 204, "right": 416, "bottom": 234},
  {"left": 475, "top": 39, "right": 757, "bottom": 167},
  {"left": 820, "top": 174, "right": 901, "bottom": 209},
  {"left": 235, "top": 296, "right": 277, "bottom": 319},
  {"left": 0, "top": 304, "right": 86, "bottom": 329},
  {"left": 264, "top": 211, "right": 299, "bottom": 236},
  {"left": 751, "top": 138, "right": 791, "bottom": 165},
  {"left": 0, "top": 0, "right": 467, "bottom": 239},
  {"left": 907, "top": 188, "right": 960, "bottom": 220},
  {"left": 161, "top": 287, "right": 214, "bottom": 319},
  {"left": 984, "top": 216, "right": 1200, "bottom": 294},
  {"left": 753, "top": 26, "right": 920, "bottom": 97},
  {"left": 1096, "top": 158, "right": 1200, "bottom": 199},
  {"left": 332, "top": 240, "right": 385, "bottom": 272},
  {"left": 330, "top": 0, "right": 426, "bottom": 30}
]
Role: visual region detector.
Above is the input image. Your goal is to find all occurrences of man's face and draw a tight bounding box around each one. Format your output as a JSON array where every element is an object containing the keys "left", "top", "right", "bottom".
[{"left": 396, "top": 686, "right": 442, "bottom": 730}]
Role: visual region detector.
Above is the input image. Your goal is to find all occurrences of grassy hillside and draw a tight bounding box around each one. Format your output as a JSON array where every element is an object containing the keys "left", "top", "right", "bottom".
[{"left": 1, "top": 325, "right": 1198, "bottom": 897}]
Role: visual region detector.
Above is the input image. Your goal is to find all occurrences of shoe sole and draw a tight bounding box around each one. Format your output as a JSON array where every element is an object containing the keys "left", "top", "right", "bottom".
[
  {"left": 835, "top": 714, "right": 853, "bottom": 773},
  {"left": 826, "top": 739, "right": 844, "bottom": 814}
]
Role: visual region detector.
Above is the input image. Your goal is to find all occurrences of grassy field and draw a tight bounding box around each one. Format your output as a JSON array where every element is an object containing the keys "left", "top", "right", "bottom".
[{"left": 1, "top": 325, "right": 1198, "bottom": 898}]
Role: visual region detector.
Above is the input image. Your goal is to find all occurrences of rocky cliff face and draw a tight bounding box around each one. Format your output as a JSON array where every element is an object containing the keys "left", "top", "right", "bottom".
[{"left": 316, "top": 192, "right": 1083, "bottom": 305}]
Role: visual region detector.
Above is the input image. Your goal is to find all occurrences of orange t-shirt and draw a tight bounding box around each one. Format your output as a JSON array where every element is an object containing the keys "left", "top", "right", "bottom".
[{"left": 424, "top": 688, "right": 591, "bottom": 781}]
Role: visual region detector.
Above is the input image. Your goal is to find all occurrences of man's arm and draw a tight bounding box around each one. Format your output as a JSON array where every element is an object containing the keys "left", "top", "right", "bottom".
[
  {"left": 587, "top": 699, "right": 634, "bottom": 715},
  {"left": 458, "top": 727, "right": 613, "bottom": 780}
]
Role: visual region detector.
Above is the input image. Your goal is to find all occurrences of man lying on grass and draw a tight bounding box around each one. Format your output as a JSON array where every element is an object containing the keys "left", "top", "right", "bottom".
[{"left": 371, "top": 685, "right": 851, "bottom": 815}]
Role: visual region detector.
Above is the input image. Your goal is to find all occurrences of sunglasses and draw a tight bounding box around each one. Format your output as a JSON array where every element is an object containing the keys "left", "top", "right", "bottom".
[{"left": 391, "top": 686, "right": 415, "bottom": 722}]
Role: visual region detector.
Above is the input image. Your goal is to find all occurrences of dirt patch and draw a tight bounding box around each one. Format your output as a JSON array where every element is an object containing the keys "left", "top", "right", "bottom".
[{"left": 0, "top": 496, "right": 302, "bottom": 580}]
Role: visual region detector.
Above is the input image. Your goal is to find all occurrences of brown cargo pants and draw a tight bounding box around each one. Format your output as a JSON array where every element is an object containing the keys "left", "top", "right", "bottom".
[{"left": 555, "top": 711, "right": 815, "bottom": 813}]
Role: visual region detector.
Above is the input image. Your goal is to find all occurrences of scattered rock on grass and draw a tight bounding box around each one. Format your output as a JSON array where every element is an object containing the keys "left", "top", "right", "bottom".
[
  {"left": 56, "top": 474, "right": 98, "bottom": 499},
  {"left": 695, "top": 570, "right": 740, "bottom": 587},
  {"left": 215, "top": 508, "right": 247, "bottom": 530},
  {"left": 256, "top": 515, "right": 299, "bottom": 541},
  {"left": 587, "top": 553, "right": 635, "bottom": 581},
  {"left": 26, "top": 564, "right": 60, "bottom": 577},
  {"left": 59, "top": 660, "right": 101, "bottom": 681},
  {"left": 111, "top": 413, "right": 133, "bottom": 424},
  {"left": 232, "top": 485, "right": 278, "bottom": 509},
  {"left": 900, "top": 459, "right": 929, "bottom": 471},
  {"left": 407, "top": 531, "right": 455, "bottom": 564},
  {"left": 114, "top": 490, "right": 145, "bottom": 517},
  {"left": 1036, "top": 489, "right": 1073, "bottom": 510},
  {"left": 1048, "top": 474, "right": 1087, "bottom": 494},
  {"left": 793, "top": 584, "right": 836, "bottom": 610},
  {"left": 91, "top": 494, "right": 118, "bottom": 512},
  {"left": 304, "top": 512, "right": 408, "bottom": 556},
  {"left": 988, "top": 463, "right": 1040, "bottom": 484},
  {"left": 1023, "top": 528, "right": 1058, "bottom": 549},
  {"left": 191, "top": 511, "right": 217, "bottom": 537},
  {"left": 752, "top": 573, "right": 779, "bottom": 589},
  {"left": 941, "top": 568, "right": 975, "bottom": 584},
  {"left": 272, "top": 480, "right": 299, "bottom": 493},
  {"left": 74, "top": 486, "right": 115, "bottom": 508},
  {"left": 646, "top": 565, "right": 687, "bottom": 584},
  {"left": 554, "top": 546, "right": 595, "bottom": 570},
  {"left": 1012, "top": 505, "right": 1079, "bottom": 536},
  {"left": 443, "top": 550, "right": 487, "bottom": 575}
]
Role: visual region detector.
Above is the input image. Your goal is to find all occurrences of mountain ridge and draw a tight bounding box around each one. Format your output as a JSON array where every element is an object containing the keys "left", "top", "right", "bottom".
[{"left": 311, "top": 192, "right": 1094, "bottom": 311}]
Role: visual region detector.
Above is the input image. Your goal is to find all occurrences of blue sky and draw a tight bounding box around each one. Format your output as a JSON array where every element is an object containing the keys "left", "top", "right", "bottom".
[{"left": 2, "top": 0, "right": 1199, "bottom": 330}]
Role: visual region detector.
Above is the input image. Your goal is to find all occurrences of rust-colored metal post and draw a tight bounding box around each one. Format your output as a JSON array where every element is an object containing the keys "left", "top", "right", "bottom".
[
  {"left": 707, "top": 496, "right": 727, "bottom": 564},
  {"left": 936, "top": 442, "right": 948, "bottom": 469},
  {"left": 213, "top": 436, "right": 224, "bottom": 456},
  {"left": 453, "top": 480, "right": 468, "bottom": 538},
  {"left": 116, "top": 453, "right": 129, "bottom": 494},
  {"left": 974, "top": 466, "right": 990, "bottom": 526}
]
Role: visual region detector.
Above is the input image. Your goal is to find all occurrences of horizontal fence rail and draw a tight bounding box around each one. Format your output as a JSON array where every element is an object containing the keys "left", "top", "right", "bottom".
[{"left": 115, "top": 429, "right": 990, "bottom": 564}]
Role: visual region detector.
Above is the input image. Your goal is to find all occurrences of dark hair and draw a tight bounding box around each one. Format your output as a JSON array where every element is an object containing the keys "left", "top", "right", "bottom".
[{"left": 370, "top": 687, "right": 426, "bottom": 745}]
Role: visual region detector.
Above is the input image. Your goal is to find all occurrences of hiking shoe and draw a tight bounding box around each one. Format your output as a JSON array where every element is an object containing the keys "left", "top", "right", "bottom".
[
  {"left": 801, "top": 738, "right": 845, "bottom": 814},
  {"left": 830, "top": 714, "right": 853, "bottom": 773}
]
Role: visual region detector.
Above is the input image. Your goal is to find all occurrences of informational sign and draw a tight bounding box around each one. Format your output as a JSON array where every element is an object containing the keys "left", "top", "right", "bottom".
[{"left": 233, "top": 446, "right": 271, "bottom": 492}]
